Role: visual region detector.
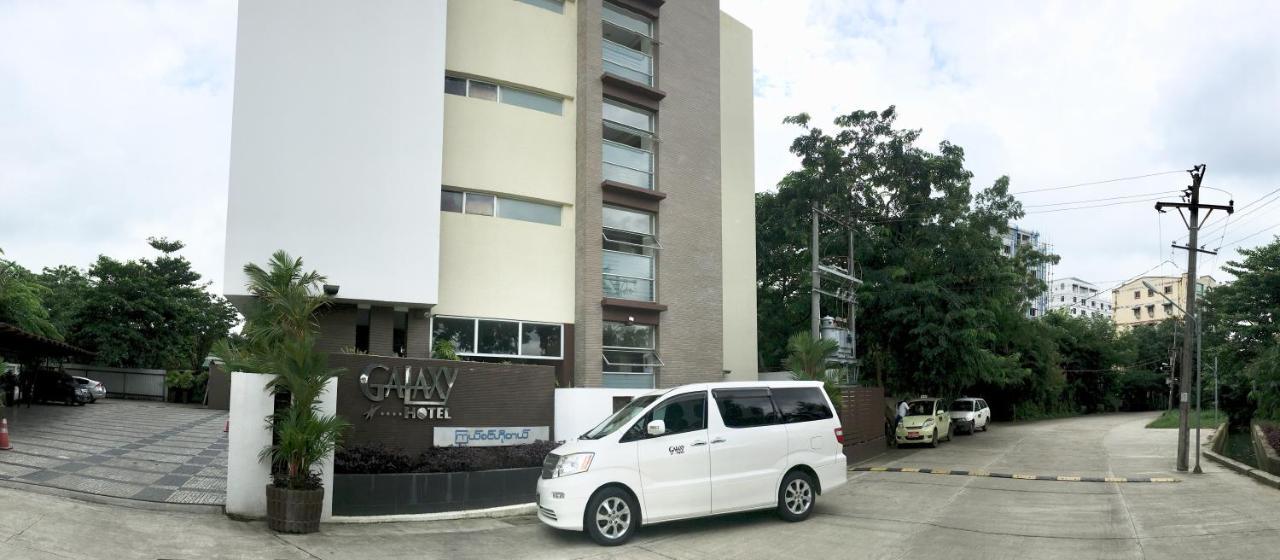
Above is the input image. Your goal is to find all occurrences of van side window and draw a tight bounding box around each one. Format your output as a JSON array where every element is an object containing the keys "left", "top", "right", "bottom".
[
  {"left": 772, "top": 387, "right": 832, "bottom": 423},
  {"left": 621, "top": 392, "right": 706, "bottom": 442},
  {"left": 713, "top": 388, "right": 780, "bottom": 428}
]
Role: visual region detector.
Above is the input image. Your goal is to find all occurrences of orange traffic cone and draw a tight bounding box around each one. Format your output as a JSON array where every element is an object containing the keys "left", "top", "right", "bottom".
[{"left": 0, "top": 418, "right": 12, "bottom": 451}]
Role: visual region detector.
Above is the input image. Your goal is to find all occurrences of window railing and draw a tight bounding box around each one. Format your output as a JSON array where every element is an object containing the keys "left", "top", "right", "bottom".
[{"left": 603, "top": 39, "right": 653, "bottom": 85}]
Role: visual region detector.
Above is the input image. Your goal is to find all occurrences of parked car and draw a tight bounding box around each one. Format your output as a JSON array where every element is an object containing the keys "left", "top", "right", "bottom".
[
  {"left": 34, "top": 372, "right": 91, "bottom": 406},
  {"left": 72, "top": 376, "right": 107, "bottom": 403},
  {"left": 894, "top": 398, "right": 952, "bottom": 447},
  {"left": 536, "top": 381, "right": 848, "bottom": 546},
  {"left": 949, "top": 397, "right": 991, "bottom": 434}
]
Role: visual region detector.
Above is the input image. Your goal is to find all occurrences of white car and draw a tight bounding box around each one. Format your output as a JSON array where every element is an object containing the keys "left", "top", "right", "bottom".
[
  {"left": 72, "top": 376, "right": 107, "bottom": 403},
  {"left": 948, "top": 397, "right": 991, "bottom": 434},
  {"left": 536, "top": 381, "right": 848, "bottom": 546}
]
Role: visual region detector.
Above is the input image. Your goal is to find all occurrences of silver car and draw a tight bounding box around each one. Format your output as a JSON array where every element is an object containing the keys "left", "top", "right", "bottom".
[
  {"left": 72, "top": 376, "right": 107, "bottom": 403},
  {"left": 949, "top": 397, "right": 991, "bottom": 434}
]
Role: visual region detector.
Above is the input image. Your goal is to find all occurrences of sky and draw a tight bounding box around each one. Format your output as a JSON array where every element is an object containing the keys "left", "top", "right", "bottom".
[{"left": 2, "top": 0, "right": 1278, "bottom": 300}]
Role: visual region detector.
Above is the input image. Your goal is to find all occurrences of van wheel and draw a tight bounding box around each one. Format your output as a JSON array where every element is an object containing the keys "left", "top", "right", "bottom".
[
  {"left": 585, "top": 487, "right": 638, "bottom": 546},
  {"left": 777, "top": 470, "right": 816, "bottom": 522}
]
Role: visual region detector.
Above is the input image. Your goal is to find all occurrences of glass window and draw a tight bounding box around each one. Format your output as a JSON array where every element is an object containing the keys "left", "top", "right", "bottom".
[
  {"left": 355, "top": 307, "right": 371, "bottom": 353},
  {"left": 497, "top": 197, "right": 561, "bottom": 225},
  {"left": 468, "top": 80, "right": 498, "bottom": 101},
  {"left": 603, "top": 99, "right": 653, "bottom": 132},
  {"left": 477, "top": 320, "right": 519, "bottom": 355},
  {"left": 773, "top": 387, "right": 833, "bottom": 423},
  {"left": 432, "top": 317, "right": 475, "bottom": 353},
  {"left": 714, "top": 388, "right": 780, "bottom": 428},
  {"left": 602, "top": 3, "right": 654, "bottom": 85},
  {"left": 628, "top": 393, "right": 706, "bottom": 440},
  {"left": 500, "top": 87, "right": 563, "bottom": 116},
  {"left": 393, "top": 310, "right": 408, "bottom": 357},
  {"left": 604, "top": 321, "right": 654, "bottom": 348},
  {"left": 603, "top": 206, "right": 653, "bottom": 234},
  {"left": 441, "top": 190, "right": 464, "bottom": 213},
  {"left": 521, "top": 322, "right": 561, "bottom": 357},
  {"left": 444, "top": 76, "right": 467, "bottom": 96},
  {"left": 950, "top": 400, "right": 974, "bottom": 412},
  {"left": 516, "top": 0, "right": 564, "bottom": 13},
  {"left": 464, "top": 192, "right": 495, "bottom": 216},
  {"left": 602, "top": 251, "right": 652, "bottom": 281}
]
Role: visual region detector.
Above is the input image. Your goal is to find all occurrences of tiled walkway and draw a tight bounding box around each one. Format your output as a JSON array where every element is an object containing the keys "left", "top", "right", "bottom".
[{"left": 0, "top": 399, "right": 228, "bottom": 505}]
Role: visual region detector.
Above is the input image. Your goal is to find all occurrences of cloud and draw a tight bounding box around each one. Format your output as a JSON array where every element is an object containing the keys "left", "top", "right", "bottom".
[
  {"left": 722, "top": 0, "right": 1280, "bottom": 285},
  {"left": 0, "top": 0, "right": 236, "bottom": 291}
]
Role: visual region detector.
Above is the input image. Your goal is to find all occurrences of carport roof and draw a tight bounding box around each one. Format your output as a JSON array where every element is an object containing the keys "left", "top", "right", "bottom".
[{"left": 0, "top": 322, "right": 94, "bottom": 360}]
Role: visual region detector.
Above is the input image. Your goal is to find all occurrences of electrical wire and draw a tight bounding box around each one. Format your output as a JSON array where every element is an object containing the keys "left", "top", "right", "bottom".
[
  {"left": 1021, "top": 190, "right": 1181, "bottom": 208},
  {"left": 1010, "top": 170, "right": 1185, "bottom": 195},
  {"left": 1215, "top": 221, "right": 1280, "bottom": 252},
  {"left": 1024, "top": 196, "right": 1168, "bottom": 214}
]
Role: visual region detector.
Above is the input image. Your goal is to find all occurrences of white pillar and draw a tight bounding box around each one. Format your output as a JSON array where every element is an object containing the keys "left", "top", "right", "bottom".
[
  {"left": 225, "top": 371, "right": 274, "bottom": 518},
  {"left": 317, "top": 376, "right": 338, "bottom": 521}
]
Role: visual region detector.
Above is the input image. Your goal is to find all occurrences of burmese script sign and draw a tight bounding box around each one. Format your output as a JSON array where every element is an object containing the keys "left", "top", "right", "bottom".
[{"left": 329, "top": 353, "right": 556, "bottom": 455}]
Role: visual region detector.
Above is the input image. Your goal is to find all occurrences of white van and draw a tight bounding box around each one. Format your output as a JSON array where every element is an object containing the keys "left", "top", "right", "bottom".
[{"left": 536, "top": 381, "right": 848, "bottom": 545}]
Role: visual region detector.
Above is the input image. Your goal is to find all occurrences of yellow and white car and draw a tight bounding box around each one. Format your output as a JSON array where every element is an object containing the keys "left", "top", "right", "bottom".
[{"left": 894, "top": 398, "right": 952, "bottom": 447}]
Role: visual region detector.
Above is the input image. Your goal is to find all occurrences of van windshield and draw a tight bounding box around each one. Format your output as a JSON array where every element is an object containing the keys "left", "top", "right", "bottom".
[{"left": 581, "top": 395, "right": 661, "bottom": 440}]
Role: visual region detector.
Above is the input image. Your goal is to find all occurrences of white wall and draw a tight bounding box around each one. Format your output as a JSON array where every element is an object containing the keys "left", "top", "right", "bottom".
[
  {"left": 224, "top": 0, "right": 447, "bottom": 307},
  {"left": 554, "top": 388, "right": 651, "bottom": 442},
  {"left": 225, "top": 372, "right": 273, "bottom": 518},
  {"left": 719, "top": 13, "right": 759, "bottom": 381}
]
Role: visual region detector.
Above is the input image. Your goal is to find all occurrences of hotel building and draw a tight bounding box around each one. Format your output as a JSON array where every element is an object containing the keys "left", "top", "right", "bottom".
[{"left": 222, "top": 0, "right": 758, "bottom": 389}]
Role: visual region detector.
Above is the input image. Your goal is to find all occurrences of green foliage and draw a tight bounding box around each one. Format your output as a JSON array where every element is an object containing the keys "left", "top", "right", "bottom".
[
  {"left": 0, "top": 248, "right": 62, "bottom": 340},
  {"left": 784, "top": 331, "right": 841, "bottom": 405},
  {"left": 220, "top": 251, "right": 348, "bottom": 490},
  {"left": 1145, "top": 408, "right": 1228, "bottom": 429},
  {"left": 38, "top": 239, "right": 239, "bottom": 370},
  {"left": 1201, "top": 239, "right": 1280, "bottom": 423},
  {"left": 432, "top": 338, "right": 460, "bottom": 361},
  {"left": 165, "top": 369, "right": 196, "bottom": 389},
  {"left": 757, "top": 108, "right": 1060, "bottom": 414}
]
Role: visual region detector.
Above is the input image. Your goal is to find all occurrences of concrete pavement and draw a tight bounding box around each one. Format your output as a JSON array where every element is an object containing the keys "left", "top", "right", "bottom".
[{"left": 2, "top": 412, "right": 1279, "bottom": 559}]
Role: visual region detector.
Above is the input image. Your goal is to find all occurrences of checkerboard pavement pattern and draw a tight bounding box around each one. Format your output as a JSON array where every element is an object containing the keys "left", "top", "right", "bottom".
[{"left": 0, "top": 399, "right": 228, "bottom": 505}]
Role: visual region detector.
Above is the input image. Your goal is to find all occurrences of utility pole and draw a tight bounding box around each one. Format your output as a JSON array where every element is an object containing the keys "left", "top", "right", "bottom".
[
  {"left": 1154, "top": 164, "right": 1233, "bottom": 472},
  {"left": 1213, "top": 355, "right": 1219, "bottom": 424},
  {"left": 809, "top": 206, "right": 861, "bottom": 383},
  {"left": 811, "top": 206, "right": 821, "bottom": 341}
]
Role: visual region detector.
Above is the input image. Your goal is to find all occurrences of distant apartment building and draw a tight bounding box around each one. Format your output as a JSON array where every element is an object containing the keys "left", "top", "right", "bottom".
[
  {"left": 1046, "top": 277, "right": 1112, "bottom": 319},
  {"left": 1000, "top": 225, "right": 1051, "bottom": 317},
  {"left": 1111, "top": 274, "right": 1218, "bottom": 329},
  {"left": 222, "top": 0, "right": 759, "bottom": 389}
]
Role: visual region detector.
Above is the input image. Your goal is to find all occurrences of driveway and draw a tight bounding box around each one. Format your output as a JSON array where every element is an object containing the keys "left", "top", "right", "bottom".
[
  {"left": 0, "top": 399, "right": 227, "bottom": 506},
  {"left": 3, "top": 412, "right": 1280, "bottom": 559}
]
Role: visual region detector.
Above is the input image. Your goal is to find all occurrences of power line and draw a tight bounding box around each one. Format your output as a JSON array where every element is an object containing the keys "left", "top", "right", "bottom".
[
  {"left": 1025, "top": 196, "right": 1168, "bottom": 214},
  {"left": 1215, "top": 221, "right": 1280, "bottom": 251},
  {"left": 1011, "top": 170, "right": 1185, "bottom": 195},
  {"left": 1175, "top": 186, "right": 1280, "bottom": 243},
  {"left": 1021, "top": 190, "right": 1181, "bottom": 208}
]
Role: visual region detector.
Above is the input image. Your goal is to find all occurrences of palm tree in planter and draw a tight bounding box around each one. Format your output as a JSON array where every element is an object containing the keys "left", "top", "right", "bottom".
[
  {"left": 215, "top": 251, "right": 347, "bottom": 533},
  {"left": 261, "top": 336, "right": 349, "bottom": 533}
]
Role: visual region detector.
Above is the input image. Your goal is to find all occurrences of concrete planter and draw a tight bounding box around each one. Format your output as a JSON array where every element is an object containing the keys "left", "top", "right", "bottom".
[
  {"left": 333, "top": 467, "right": 541, "bottom": 516},
  {"left": 1253, "top": 422, "right": 1280, "bottom": 477},
  {"left": 266, "top": 485, "right": 325, "bottom": 534}
]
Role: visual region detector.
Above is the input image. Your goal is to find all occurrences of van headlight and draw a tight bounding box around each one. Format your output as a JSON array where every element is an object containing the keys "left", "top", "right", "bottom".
[{"left": 552, "top": 453, "right": 594, "bottom": 478}]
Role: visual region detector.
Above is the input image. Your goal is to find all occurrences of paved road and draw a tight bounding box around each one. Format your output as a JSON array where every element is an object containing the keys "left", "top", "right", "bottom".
[
  {"left": 0, "top": 399, "right": 227, "bottom": 505},
  {"left": 2, "top": 412, "right": 1279, "bottom": 559}
]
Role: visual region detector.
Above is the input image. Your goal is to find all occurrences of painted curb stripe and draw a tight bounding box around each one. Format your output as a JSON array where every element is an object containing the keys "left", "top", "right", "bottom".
[{"left": 850, "top": 467, "right": 1179, "bottom": 483}]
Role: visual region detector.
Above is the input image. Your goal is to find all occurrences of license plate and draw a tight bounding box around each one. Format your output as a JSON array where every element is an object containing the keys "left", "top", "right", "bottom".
[{"left": 908, "top": 431, "right": 919, "bottom": 437}]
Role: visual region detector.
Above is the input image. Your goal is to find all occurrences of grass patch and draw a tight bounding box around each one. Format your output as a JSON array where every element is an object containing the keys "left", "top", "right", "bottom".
[{"left": 1145, "top": 409, "right": 1228, "bottom": 429}]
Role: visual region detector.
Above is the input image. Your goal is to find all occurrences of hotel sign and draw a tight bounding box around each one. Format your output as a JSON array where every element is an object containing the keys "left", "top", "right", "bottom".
[{"left": 358, "top": 364, "right": 457, "bottom": 421}]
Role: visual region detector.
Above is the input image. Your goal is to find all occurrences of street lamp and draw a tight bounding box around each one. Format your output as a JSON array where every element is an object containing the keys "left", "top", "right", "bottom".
[{"left": 1143, "top": 280, "right": 1203, "bottom": 474}]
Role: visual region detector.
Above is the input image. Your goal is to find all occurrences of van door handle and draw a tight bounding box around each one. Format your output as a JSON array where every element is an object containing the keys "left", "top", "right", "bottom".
[
  {"left": 691, "top": 441, "right": 707, "bottom": 447},
  {"left": 711, "top": 437, "right": 726, "bottom": 444}
]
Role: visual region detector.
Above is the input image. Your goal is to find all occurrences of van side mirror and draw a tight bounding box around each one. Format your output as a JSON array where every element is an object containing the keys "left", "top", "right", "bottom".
[{"left": 647, "top": 419, "right": 666, "bottom": 436}]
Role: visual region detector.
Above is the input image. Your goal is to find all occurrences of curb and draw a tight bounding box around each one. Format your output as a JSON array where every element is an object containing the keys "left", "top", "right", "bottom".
[
  {"left": 1204, "top": 449, "right": 1280, "bottom": 490},
  {"left": 851, "top": 466, "right": 1179, "bottom": 483},
  {"left": 0, "top": 477, "right": 226, "bottom": 515},
  {"left": 328, "top": 503, "right": 536, "bottom": 524}
]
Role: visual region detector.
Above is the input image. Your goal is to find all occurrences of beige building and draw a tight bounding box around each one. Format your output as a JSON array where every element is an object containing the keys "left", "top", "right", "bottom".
[
  {"left": 224, "top": 0, "right": 758, "bottom": 389},
  {"left": 1112, "top": 274, "right": 1217, "bottom": 329}
]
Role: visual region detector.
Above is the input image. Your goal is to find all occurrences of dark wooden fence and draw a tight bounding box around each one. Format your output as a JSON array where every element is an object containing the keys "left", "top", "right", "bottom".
[{"left": 839, "top": 386, "right": 888, "bottom": 463}]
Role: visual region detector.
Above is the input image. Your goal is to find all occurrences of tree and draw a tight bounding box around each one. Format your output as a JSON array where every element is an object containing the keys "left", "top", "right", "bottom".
[
  {"left": 1042, "top": 312, "right": 1126, "bottom": 413},
  {"left": 36, "top": 265, "right": 90, "bottom": 339},
  {"left": 72, "top": 238, "right": 237, "bottom": 369},
  {"left": 1202, "top": 238, "right": 1280, "bottom": 422},
  {"left": 756, "top": 108, "right": 1058, "bottom": 416},
  {"left": 0, "top": 248, "right": 61, "bottom": 340}
]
